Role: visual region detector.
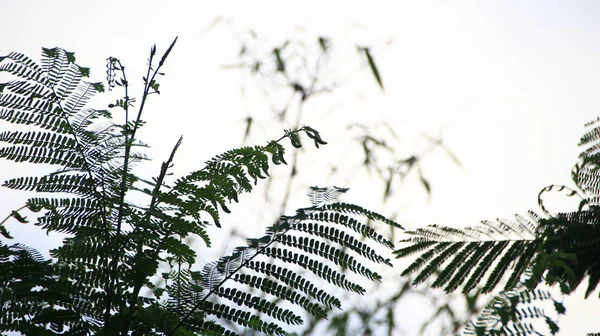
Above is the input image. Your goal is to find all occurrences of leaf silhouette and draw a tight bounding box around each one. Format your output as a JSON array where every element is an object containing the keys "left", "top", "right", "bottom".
[{"left": 362, "top": 47, "right": 384, "bottom": 91}]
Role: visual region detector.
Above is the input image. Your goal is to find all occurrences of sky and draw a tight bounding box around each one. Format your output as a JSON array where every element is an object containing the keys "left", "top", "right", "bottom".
[{"left": 2, "top": 1, "right": 600, "bottom": 335}]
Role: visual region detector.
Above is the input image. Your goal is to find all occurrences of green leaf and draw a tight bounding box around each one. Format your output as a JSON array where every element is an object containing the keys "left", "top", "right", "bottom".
[
  {"left": 91, "top": 82, "right": 105, "bottom": 93},
  {"left": 419, "top": 175, "right": 431, "bottom": 196},
  {"left": 362, "top": 47, "right": 384, "bottom": 90},
  {"left": 11, "top": 210, "right": 28, "bottom": 223},
  {"left": 318, "top": 37, "right": 330, "bottom": 53},
  {"left": 273, "top": 48, "right": 285, "bottom": 73},
  {"left": 289, "top": 132, "right": 302, "bottom": 148},
  {"left": 243, "top": 116, "right": 252, "bottom": 143},
  {"left": 65, "top": 51, "right": 76, "bottom": 63},
  {"left": 303, "top": 126, "right": 327, "bottom": 148},
  {"left": 0, "top": 225, "right": 13, "bottom": 239},
  {"left": 553, "top": 300, "right": 566, "bottom": 315}
]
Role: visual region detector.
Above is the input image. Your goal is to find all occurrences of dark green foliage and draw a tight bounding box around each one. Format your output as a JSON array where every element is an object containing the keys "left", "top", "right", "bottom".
[
  {"left": 0, "top": 43, "right": 400, "bottom": 335},
  {"left": 359, "top": 46, "right": 384, "bottom": 90},
  {"left": 395, "top": 116, "right": 600, "bottom": 334},
  {"left": 167, "top": 192, "right": 399, "bottom": 335},
  {"left": 530, "top": 207, "right": 600, "bottom": 298},
  {"left": 0, "top": 243, "right": 92, "bottom": 334}
]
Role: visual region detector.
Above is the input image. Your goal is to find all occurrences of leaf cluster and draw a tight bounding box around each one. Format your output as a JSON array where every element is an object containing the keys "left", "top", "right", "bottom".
[{"left": 394, "top": 117, "right": 600, "bottom": 334}]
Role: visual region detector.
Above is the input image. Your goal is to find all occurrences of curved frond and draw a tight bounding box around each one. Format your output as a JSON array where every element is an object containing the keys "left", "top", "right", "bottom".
[
  {"left": 532, "top": 208, "right": 600, "bottom": 297},
  {"left": 164, "top": 187, "right": 398, "bottom": 335},
  {"left": 1, "top": 45, "right": 404, "bottom": 336},
  {"left": 169, "top": 127, "right": 321, "bottom": 229}
]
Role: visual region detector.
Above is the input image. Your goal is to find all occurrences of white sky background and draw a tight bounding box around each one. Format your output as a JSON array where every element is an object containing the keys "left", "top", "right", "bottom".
[{"left": 2, "top": 1, "right": 600, "bottom": 335}]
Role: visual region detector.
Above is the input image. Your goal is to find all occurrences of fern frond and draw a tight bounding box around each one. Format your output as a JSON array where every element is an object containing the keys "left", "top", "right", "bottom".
[
  {"left": 462, "top": 241, "right": 510, "bottom": 293},
  {"left": 412, "top": 242, "right": 463, "bottom": 285},
  {"left": 0, "top": 108, "right": 66, "bottom": 132},
  {"left": 0, "top": 145, "right": 84, "bottom": 166},
  {"left": 171, "top": 146, "right": 272, "bottom": 228},
  {"left": 482, "top": 242, "right": 538, "bottom": 294},
  {"left": 167, "top": 127, "right": 327, "bottom": 229},
  {"left": 396, "top": 213, "right": 541, "bottom": 294},
  {"left": 0, "top": 51, "right": 46, "bottom": 82},
  {"left": 52, "top": 238, "right": 110, "bottom": 264},
  {"left": 0, "top": 48, "right": 121, "bottom": 245},
  {"left": 4, "top": 174, "right": 94, "bottom": 195},
  {"left": 0, "top": 130, "right": 77, "bottom": 149},
  {"left": 62, "top": 82, "right": 97, "bottom": 117},
  {"left": 0, "top": 80, "right": 53, "bottom": 100},
  {"left": 158, "top": 236, "right": 197, "bottom": 264}
]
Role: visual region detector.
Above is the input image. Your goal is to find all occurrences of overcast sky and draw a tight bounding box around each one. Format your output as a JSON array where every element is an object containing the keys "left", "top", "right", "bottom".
[{"left": 2, "top": 1, "right": 600, "bottom": 335}]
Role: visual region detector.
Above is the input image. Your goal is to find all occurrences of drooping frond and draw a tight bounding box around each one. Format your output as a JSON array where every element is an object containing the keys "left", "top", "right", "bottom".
[
  {"left": 395, "top": 212, "right": 542, "bottom": 294},
  {"left": 165, "top": 188, "right": 400, "bottom": 335}
]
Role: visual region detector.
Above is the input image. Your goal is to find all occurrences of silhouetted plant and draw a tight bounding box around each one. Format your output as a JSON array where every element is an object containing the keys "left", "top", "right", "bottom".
[
  {"left": 395, "top": 119, "right": 600, "bottom": 334},
  {"left": 0, "top": 41, "right": 402, "bottom": 335}
]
